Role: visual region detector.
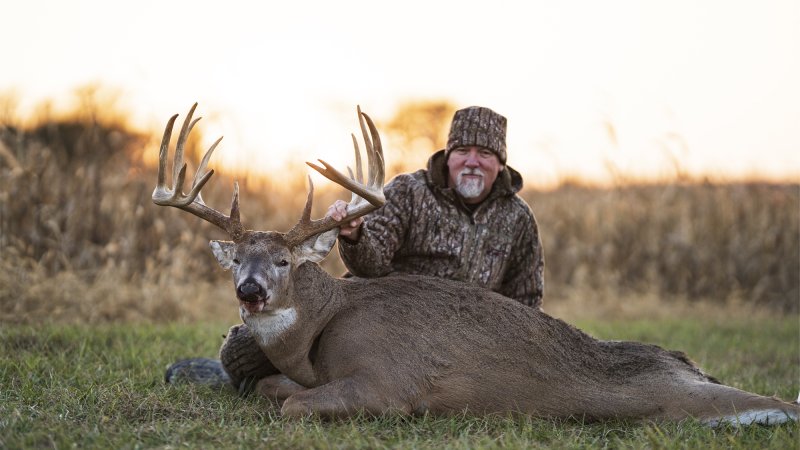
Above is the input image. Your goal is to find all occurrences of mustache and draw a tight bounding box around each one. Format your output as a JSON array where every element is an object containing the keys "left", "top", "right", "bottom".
[{"left": 459, "top": 168, "right": 484, "bottom": 177}]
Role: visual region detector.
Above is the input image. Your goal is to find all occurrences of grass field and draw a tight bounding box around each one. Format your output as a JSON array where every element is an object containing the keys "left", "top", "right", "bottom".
[{"left": 2, "top": 314, "right": 798, "bottom": 449}]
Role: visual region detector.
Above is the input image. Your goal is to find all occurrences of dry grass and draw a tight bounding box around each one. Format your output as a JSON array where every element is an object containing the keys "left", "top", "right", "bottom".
[
  {"left": 526, "top": 181, "right": 799, "bottom": 312},
  {"left": 0, "top": 99, "right": 798, "bottom": 325}
]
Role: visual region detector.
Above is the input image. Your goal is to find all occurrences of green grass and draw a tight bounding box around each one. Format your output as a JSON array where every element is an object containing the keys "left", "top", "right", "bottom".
[{"left": 1, "top": 317, "right": 798, "bottom": 449}]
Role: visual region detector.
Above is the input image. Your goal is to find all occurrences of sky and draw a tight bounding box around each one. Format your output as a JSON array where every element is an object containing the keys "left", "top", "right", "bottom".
[{"left": 3, "top": 0, "right": 799, "bottom": 188}]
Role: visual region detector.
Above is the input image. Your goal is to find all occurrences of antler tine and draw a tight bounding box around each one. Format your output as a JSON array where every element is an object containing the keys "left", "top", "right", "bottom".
[
  {"left": 157, "top": 114, "right": 179, "bottom": 188},
  {"left": 284, "top": 106, "right": 386, "bottom": 248},
  {"left": 172, "top": 103, "right": 199, "bottom": 189},
  {"left": 350, "top": 133, "right": 364, "bottom": 184},
  {"left": 306, "top": 159, "right": 384, "bottom": 206},
  {"left": 152, "top": 103, "right": 244, "bottom": 239},
  {"left": 300, "top": 175, "right": 314, "bottom": 223},
  {"left": 356, "top": 105, "right": 371, "bottom": 184},
  {"left": 191, "top": 136, "right": 223, "bottom": 203},
  {"left": 346, "top": 166, "right": 358, "bottom": 204},
  {"left": 229, "top": 182, "right": 242, "bottom": 232},
  {"left": 361, "top": 110, "right": 385, "bottom": 189}
]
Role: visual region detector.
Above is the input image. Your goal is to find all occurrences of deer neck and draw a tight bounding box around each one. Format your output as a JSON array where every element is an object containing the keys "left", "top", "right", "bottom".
[
  {"left": 245, "top": 262, "right": 343, "bottom": 387},
  {"left": 290, "top": 262, "right": 343, "bottom": 318}
]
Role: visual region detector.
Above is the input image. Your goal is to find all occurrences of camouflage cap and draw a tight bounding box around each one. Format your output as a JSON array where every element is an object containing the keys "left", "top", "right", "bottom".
[{"left": 445, "top": 106, "right": 507, "bottom": 164}]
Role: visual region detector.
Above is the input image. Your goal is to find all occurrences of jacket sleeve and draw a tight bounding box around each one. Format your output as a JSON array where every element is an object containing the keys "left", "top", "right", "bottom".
[
  {"left": 499, "top": 207, "right": 545, "bottom": 309},
  {"left": 337, "top": 176, "right": 413, "bottom": 277}
]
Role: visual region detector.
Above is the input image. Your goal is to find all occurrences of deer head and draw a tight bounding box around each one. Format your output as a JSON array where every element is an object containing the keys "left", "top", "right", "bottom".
[{"left": 153, "top": 103, "right": 385, "bottom": 317}]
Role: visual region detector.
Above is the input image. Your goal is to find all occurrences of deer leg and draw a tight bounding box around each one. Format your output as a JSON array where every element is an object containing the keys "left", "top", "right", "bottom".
[
  {"left": 256, "top": 374, "right": 308, "bottom": 404},
  {"left": 664, "top": 381, "right": 800, "bottom": 426},
  {"left": 281, "top": 377, "right": 404, "bottom": 419},
  {"left": 220, "top": 323, "right": 280, "bottom": 393}
]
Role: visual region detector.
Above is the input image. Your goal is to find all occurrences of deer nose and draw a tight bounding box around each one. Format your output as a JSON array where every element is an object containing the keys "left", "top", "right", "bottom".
[{"left": 236, "top": 279, "right": 265, "bottom": 302}]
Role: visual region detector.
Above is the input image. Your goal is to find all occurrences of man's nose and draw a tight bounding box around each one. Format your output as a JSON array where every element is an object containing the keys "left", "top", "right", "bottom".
[{"left": 464, "top": 152, "right": 480, "bottom": 167}]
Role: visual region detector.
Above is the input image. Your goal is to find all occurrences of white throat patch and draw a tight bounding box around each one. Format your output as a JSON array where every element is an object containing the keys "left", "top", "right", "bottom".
[{"left": 246, "top": 307, "right": 298, "bottom": 347}]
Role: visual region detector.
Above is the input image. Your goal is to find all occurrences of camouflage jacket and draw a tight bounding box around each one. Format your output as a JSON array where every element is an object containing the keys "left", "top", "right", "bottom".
[{"left": 338, "top": 150, "right": 545, "bottom": 308}]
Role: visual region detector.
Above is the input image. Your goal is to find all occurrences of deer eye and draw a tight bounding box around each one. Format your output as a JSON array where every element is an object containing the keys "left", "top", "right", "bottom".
[
  {"left": 278, "top": 259, "right": 289, "bottom": 267},
  {"left": 232, "top": 258, "right": 240, "bottom": 265}
]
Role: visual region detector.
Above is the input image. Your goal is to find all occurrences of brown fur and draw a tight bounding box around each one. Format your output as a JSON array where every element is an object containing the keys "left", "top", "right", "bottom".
[{"left": 238, "top": 254, "right": 798, "bottom": 422}]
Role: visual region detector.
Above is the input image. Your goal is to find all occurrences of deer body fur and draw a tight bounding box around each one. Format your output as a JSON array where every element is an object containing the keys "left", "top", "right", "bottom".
[{"left": 245, "top": 261, "right": 798, "bottom": 424}]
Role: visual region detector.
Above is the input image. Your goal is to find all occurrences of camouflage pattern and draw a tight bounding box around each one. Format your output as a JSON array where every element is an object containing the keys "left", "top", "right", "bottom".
[
  {"left": 219, "top": 322, "right": 279, "bottom": 392},
  {"left": 164, "top": 323, "right": 278, "bottom": 393},
  {"left": 164, "top": 357, "right": 230, "bottom": 387},
  {"left": 446, "top": 106, "right": 508, "bottom": 164},
  {"left": 339, "top": 150, "right": 545, "bottom": 308}
]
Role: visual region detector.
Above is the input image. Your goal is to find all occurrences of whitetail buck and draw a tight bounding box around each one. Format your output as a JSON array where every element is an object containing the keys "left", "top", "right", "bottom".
[{"left": 154, "top": 104, "right": 799, "bottom": 425}]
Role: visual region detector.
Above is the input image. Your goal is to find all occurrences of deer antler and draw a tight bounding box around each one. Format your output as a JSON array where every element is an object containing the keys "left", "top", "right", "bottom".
[
  {"left": 284, "top": 106, "right": 386, "bottom": 247},
  {"left": 152, "top": 103, "right": 245, "bottom": 239}
]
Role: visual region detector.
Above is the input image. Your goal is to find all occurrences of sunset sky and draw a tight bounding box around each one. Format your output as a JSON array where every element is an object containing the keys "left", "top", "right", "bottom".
[{"left": 3, "top": 0, "right": 799, "bottom": 188}]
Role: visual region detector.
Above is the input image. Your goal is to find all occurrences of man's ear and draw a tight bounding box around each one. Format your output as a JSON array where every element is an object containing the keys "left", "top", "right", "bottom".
[
  {"left": 209, "top": 240, "right": 236, "bottom": 270},
  {"left": 291, "top": 229, "right": 338, "bottom": 265}
]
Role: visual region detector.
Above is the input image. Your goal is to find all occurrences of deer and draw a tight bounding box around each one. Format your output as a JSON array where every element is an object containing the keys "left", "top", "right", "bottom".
[{"left": 153, "top": 103, "right": 800, "bottom": 425}]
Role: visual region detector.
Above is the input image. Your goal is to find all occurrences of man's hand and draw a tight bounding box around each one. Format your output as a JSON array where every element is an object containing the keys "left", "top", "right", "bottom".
[{"left": 326, "top": 200, "right": 364, "bottom": 241}]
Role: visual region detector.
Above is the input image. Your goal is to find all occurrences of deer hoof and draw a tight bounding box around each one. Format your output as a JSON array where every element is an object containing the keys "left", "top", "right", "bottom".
[{"left": 281, "top": 396, "right": 314, "bottom": 418}]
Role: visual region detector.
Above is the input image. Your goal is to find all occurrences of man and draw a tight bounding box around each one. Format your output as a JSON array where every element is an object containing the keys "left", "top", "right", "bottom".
[
  {"left": 166, "top": 106, "right": 545, "bottom": 389},
  {"left": 330, "top": 105, "right": 544, "bottom": 307}
]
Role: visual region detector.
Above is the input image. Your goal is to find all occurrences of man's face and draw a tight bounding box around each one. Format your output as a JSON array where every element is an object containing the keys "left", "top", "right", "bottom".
[{"left": 446, "top": 146, "right": 504, "bottom": 204}]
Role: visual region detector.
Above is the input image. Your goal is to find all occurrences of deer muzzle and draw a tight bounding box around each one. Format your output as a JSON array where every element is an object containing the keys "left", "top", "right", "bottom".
[{"left": 236, "top": 278, "right": 266, "bottom": 303}]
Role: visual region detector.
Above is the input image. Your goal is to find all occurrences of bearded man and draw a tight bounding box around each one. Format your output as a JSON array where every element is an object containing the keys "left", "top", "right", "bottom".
[
  {"left": 166, "top": 106, "right": 546, "bottom": 390},
  {"left": 330, "top": 105, "right": 545, "bottom": 308}
]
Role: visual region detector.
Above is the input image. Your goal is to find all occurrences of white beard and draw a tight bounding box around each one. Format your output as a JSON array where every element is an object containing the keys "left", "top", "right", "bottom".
[{"left": 455, "top": 168, "right": 485, "bottom": 199}]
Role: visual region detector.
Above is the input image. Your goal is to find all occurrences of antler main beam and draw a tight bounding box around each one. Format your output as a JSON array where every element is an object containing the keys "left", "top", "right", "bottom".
[
  {"left": 152, "top": 103, "right": 244, "bottom": 239},
  {"left": 284, "top": 106, "right": 386, "bottom": 247}
]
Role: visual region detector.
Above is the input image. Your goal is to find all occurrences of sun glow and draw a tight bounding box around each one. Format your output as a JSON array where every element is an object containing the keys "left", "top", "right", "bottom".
[{"left": 3, "top": 0, "right": 799, "bottom": 189}]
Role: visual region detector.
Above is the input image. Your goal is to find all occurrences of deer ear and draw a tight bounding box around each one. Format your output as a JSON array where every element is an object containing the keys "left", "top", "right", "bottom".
[
  {"left": 292, "top": 229, "right": 338, "bottom": 265},
  {"left": 209, "top": 240, "right": 236, "bottom": 270}
]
